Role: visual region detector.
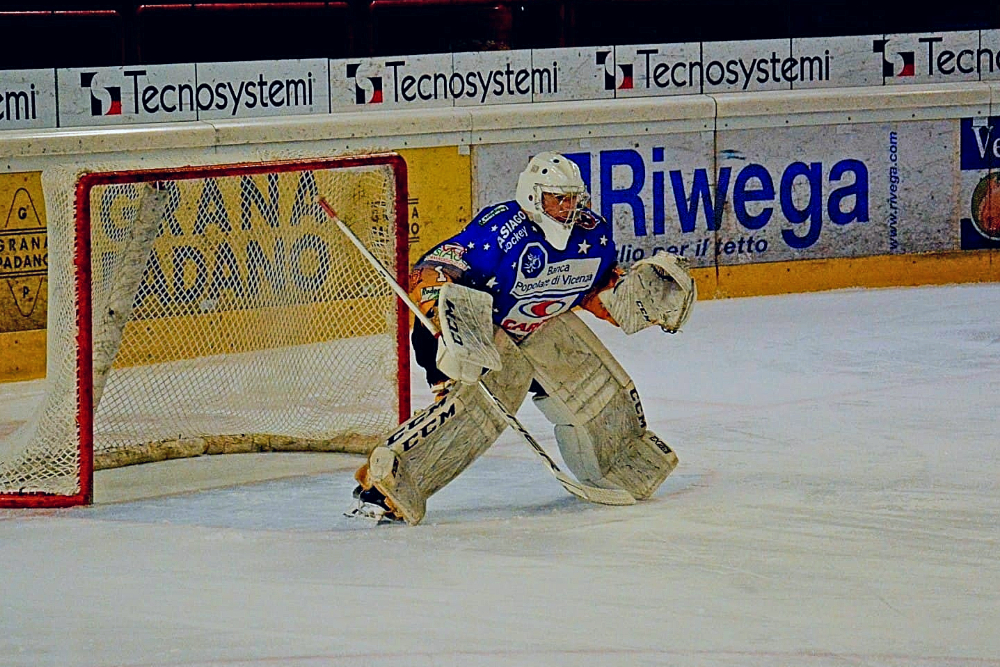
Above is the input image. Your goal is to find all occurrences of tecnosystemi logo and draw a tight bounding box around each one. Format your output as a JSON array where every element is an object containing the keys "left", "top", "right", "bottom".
[
  {"left": 596, "top": 51, "right": 632, "bottom": 90},
  {"left": 337, "top": 56, "right": 557, "bottom": 107},
  {"left": 346, "top": 63, "right": 383, "bottom": 104},
  {"left": 65, "top": 65, "right": 320, "bottom": 124},
  {"left": 872, "top": 40, "right": 915, "bottom": 78},
  {"left": 80, "top": 72, "right": 121, "bottom": 115},
  {"left": 871, "top": 35, "right": 1000, "bottom": 81}
]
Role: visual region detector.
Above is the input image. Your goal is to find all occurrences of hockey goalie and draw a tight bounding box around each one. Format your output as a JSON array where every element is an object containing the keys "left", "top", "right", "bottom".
[{"left": 350, "top": 152, "right": 697, "bottom": 525}]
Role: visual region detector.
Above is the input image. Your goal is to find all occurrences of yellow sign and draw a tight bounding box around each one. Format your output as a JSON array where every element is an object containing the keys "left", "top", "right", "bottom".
[
  {"left": 397, "top": 146, "right": 471, "bottom": 264},
  {"left": 1, "top": 188, "right": 47, "bottom": 315},
  {"left": 0, "top": 173, "right": 47, "bottom": 330},
  {"left": 0, "top": 172, "right": 47, "bottom": 381}
]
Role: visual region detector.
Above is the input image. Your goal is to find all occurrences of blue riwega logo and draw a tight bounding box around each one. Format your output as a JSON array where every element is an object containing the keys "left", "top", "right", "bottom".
[
  {"left": 564, "top": 148, "right": 869, "bottom": 257},
  {"left": 959, "top": 117, "right": 1000, "bottom": 248}
]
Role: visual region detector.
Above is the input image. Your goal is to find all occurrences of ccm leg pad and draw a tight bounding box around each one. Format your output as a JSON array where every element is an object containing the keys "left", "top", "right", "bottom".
[
  {"left": 524, "top": 311, "right": 679, "bottom": 500},
  {"left": 363, "top": 330, "right": 533, "bottom": 524}
]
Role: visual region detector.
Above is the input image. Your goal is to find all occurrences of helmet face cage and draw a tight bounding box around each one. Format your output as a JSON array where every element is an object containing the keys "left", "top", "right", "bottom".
[
  {"left": 516, "top": 152, "right": 591, "bottom": 251},
  {"left": 537, "top": 185, "right": 590, "bottom": 229}
]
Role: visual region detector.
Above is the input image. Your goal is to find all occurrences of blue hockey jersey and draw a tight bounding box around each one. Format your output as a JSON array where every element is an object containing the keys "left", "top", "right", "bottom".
[{"left": 415, "top": 200, "right": 618, "bottom": 338}]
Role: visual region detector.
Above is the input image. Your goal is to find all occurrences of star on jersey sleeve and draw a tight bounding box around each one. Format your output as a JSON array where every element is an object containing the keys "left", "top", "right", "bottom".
[{"left": 446, "top": 221, "right": 503, "bottom": 291}]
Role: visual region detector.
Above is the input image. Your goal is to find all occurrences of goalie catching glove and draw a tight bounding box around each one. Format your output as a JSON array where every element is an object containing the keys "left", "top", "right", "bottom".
[
  {"left": 435, "top": 282, "right": 502, "bottom": 384},
  {"left": 600, "top": 253, "right": 697, "bottom": 335}
]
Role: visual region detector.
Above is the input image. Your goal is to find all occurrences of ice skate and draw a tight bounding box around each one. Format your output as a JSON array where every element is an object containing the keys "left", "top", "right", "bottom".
[{"left": 344, "top": 484, "right": 404, "bottom": 525}]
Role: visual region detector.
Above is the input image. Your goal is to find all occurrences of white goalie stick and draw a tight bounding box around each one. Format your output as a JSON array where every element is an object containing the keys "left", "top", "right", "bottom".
[{"left": 317, "top": 197, "right": 635, "bottom": 507}]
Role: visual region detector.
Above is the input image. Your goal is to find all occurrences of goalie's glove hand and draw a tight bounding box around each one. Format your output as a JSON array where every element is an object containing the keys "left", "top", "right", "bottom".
[
  {"left": 434, "top": 283, "right": 503, "bottom": 384},
  {"left": 599, "top": 253, "right": 697, "bottom": 335}
]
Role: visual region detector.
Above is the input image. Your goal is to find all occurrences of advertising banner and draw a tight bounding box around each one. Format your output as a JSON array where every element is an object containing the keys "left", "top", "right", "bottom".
[
  {"left": 330, "top": 53, "right": 453, "bottom": 111},
  {"left": 530, "top": 47, "right": 613, "bottom": 103},
  {"left": 606, "top": 36, "right": 882, "bottom": 94},
  {"left": 875, "top": 31, "right": 984, "bottom": 85},
  {"left": 59, "top": 61, "right": 330, "bottom": 124},
  {"left": 57, "top": 64, "right": 198, "bottom": 127},
  {"left": 0, "top": 70, "right": 56, "bottom": 130},
  {"left": 473, "top": 119, "right": 959, "bottom": 269},
  {"left": 1, "top": 29, "right": 995, "bottom": 132},
  {"left": 792, "top": 35, "right": 883, "bottom": 89},
  {"left": 331, "top": 50, "right": 571, "bottom": 111},
  {"left": 958, "top": 116, "right": 1000, "bottom": 250},
  {"left": 0, "top": 171, "right": 47, "bottom": 334},
  {"left": 194, "top": 60, "right": 330, "bottom": 120},
  {"left": 981, "top": 30, "right": 1000, "bottom": 82},
  {"left": 604, "top": 43, "right": 702, "bottom": 98}
]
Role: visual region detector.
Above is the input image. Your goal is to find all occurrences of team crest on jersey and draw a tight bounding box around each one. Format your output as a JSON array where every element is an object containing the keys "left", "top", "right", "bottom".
[
  {"left": 511, "top": 242, "right": 601, "bottom": 299},
  {"left": 519, "top": 243, "right": 546, "bottom": 278},
  {"left": 426, "top": 243, "right": 470, "bottom": 271}
]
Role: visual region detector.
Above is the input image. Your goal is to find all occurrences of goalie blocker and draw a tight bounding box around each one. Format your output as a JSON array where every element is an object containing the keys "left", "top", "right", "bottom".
[{"left": 360, "top": 310, "right": 678, "bottom": 525}]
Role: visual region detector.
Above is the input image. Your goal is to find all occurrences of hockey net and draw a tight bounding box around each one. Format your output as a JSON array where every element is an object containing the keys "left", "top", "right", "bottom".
[{"left": 0, "top": 152, "right": 410, "bottom": 507}]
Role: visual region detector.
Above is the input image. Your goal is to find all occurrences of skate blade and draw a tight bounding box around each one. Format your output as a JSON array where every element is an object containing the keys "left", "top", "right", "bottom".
[{"left": 343, "top": 502, "right": 403, "bottom": 526}]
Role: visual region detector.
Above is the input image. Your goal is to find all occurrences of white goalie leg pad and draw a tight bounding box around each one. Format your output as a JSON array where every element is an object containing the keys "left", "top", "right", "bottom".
[
  {"left": 521, "top": 311, "right": 678, "bottom": 500},
  {"left": 367, "top": 329, "right": 533, "bottom": 524}
]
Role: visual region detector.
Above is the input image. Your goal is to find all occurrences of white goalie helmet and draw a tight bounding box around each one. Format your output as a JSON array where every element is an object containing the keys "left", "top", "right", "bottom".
[{"left": 515, "top": 152, "right": 590, "bottom": 251}]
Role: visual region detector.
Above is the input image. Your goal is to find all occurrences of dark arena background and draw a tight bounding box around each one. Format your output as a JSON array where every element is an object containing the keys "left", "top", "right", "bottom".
[{"left": 2, "top": 0, "right": 997, "bottom": 68}]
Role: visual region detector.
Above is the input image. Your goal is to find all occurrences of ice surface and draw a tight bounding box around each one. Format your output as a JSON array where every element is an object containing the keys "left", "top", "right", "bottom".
[{"left": 1, "top": 284, "right": 998, "bottom": 667}]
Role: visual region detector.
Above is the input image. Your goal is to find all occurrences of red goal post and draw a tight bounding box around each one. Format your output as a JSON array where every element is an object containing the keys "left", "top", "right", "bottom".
[{"left": 0, "top": 152, "right": 410, "bottom": 508}]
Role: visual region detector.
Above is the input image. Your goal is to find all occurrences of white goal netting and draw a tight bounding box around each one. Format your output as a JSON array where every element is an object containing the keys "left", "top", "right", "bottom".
[{"left": 0, "top": 152, "right": 409, "bottom": 506}]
